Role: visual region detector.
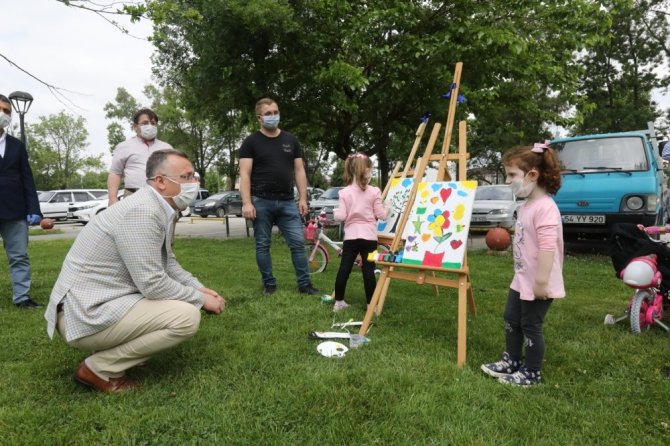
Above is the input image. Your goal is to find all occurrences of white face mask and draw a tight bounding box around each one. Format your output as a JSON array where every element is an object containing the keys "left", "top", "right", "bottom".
[
  {"left": 140, "top": 124, "right": 158, "bottom": 140},
  {"left": 509, "top": 173, "right": 536, "bottom": 198},
  {"left": 261, "top": 114, "right": 280, "bottom": 130},
  {"left": 163, "top": 178, "right": 199, "bottom": 210},
  {"left": 0, "top": 112, "right": 11, "bottom": 128}
]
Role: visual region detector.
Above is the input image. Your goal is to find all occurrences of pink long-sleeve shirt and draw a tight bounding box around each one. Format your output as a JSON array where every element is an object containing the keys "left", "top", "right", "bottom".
[
  {"left": 511, "top": 194, "right": 566, "bottom": 301},
  {"left": 333, "top": 184, "right": 388, "bottom": 241}
]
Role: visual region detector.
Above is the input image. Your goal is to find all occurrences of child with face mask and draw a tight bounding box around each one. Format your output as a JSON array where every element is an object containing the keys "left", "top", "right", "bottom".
[
  {"left": 481, "top": 141, "right": 565, "bottom": 386},
  {"left": 331, "top": 153, "right": 390, "bottom": 312}
]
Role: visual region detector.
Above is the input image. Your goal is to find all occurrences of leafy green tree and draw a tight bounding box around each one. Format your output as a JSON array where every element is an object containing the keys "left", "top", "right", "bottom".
[
  {"left": 28, "top": 111, "right": 104, "bottom": 189},
  {"left": 104, "top": 87, "right": 140, "bottom": 153},
  {"left": 573, "top": 0, "right": 670, "bottom": 134},
  {"left": 145, "top": 0, "right": 605, "bottom": 186}
]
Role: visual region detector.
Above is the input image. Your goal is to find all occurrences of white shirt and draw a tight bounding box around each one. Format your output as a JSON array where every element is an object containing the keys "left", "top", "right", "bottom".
[{"left": 0, "top": 131, "right": 6, "bottom": 158}]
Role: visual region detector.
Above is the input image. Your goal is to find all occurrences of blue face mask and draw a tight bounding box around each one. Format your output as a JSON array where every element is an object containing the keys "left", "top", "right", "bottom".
[{"left": 262, "top": 114, "right": 280, "bottom": 130}]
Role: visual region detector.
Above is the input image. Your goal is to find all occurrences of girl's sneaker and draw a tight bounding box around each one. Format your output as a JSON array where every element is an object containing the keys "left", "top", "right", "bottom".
[
  {"left": 480, "top": 352, "right": 521, "bottom": 378},
  {"left": 333, "top": 300, "right": 350, "bottom": 312},
  {"left": 498, "top": 367, "right": 542, "bottom": 387}
]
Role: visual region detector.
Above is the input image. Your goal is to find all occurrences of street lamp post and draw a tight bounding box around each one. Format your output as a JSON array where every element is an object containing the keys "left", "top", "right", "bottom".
[{"left": 8, "top": 91, "right": 33, "bottom": 147}]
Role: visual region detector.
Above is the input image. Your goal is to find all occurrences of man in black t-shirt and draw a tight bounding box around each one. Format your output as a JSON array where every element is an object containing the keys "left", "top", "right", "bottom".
[{"left": 239, "top": 98, "right": 320, "bottom": 296}]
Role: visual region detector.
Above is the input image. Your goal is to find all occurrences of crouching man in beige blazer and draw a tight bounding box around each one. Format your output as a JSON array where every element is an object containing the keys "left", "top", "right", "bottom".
[{"left": 45, "top": 149, "right": 225, "bottom": 393}]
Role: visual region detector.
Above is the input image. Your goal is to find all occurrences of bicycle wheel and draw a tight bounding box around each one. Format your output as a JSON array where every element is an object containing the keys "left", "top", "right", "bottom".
[
  {"left": 305, "top": 243, "right": 328, "bottom": 274},
  {"left": 630, "top": 289, "right": 653, "bottom": 334}
]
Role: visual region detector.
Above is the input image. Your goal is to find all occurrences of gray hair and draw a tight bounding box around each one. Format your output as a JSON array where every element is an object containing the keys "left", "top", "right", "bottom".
[{"left": 146, "top": 149, "right": 189, "bottom": 179}]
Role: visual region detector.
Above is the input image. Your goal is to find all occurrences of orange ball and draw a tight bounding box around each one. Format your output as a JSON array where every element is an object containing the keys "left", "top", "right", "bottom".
[
  {"left": 40, "top": 218, "right": 55, "bottom": 230},
  {"left": 485, "top": 227, "right": 511, "bottom": 251}
]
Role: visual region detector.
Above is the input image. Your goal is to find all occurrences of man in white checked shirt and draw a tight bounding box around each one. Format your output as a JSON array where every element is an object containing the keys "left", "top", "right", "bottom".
[{"left": 45, "top": 149, "right": 225, "bottom": 393}]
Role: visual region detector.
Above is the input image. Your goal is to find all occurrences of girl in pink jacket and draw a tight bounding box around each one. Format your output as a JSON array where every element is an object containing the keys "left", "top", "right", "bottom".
[
  {"left": 481, "top": 142, "right": 565, "bottom": 386},
  {"left": 332, "top": 153, "right": 389, "bottom": 312}
]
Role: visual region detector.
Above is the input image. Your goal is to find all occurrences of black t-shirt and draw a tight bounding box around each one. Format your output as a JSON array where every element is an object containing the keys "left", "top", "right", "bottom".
[{"left": 239, "top": 130, "right": 304, "bottom": 200}]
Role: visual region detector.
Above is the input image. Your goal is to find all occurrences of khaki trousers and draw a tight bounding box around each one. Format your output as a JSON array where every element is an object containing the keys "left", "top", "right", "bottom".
[{"left": 57, "top": 299, "right": 201, "bottom": 380}]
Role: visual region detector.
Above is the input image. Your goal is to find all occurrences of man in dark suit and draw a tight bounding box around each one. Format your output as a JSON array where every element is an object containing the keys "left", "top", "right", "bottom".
[{"left": 0, "top": 94, "right": 43, "bottom": 308}]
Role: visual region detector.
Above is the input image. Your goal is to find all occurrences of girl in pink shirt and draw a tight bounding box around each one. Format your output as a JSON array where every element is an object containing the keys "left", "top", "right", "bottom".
[
  {"left": 332, "top": 153, "right": 389, "bottom": 312},
  {"left": 481, "top": 142, "right": 565, "bottom": 387}
]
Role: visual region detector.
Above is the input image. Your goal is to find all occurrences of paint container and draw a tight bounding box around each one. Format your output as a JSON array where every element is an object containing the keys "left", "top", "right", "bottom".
[
  {"left": 349, "top": 334, "right": 369, "bottom": 349},
  {"left": 321, "top": 294, "right": 334, "bottom": 304}
]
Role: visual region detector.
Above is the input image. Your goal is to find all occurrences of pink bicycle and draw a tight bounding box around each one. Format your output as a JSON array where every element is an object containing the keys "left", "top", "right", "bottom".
[
  {"left": 304, "top": 210, "right": 389, "bottom": 274},
  {"left": 606, "top": 224, "right": 670, "bottom": 333}
]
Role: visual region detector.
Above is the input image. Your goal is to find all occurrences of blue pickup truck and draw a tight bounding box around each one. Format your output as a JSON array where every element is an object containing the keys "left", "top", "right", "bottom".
[{"left": 551, "top": 124, "right": 667, "bottom": 240}]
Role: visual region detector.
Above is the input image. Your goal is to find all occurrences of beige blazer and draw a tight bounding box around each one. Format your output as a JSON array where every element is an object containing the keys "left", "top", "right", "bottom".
[{"left": 45, "top": 187, "right": 204, "bottom": 341}]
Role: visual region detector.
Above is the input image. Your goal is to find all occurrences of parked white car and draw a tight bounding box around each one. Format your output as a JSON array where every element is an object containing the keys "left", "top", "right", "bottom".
[
  {"left": 38, "top": 189, "right": 106, "bottom": 220},
  {"left": 470, "top": 184, "right": 519, "bottom": 230},
  {"left": 69, "top": 192, "right": 123, "bottom": 224}
]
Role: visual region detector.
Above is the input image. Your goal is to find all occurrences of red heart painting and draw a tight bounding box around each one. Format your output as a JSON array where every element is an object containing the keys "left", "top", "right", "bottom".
[
  {"left": 450, "top": 239, "right": 463, "bottom": 250},
  {"left": 440, "top": 187, "right": 452, "bottom": 203}
]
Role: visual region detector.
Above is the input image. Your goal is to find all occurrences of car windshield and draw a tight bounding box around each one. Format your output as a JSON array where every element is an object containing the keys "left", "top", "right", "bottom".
[
  {"left": 554, "top": 136, "right": 648, "bottom": 172},
  {"left": 207, "top": 193, "right": 229, "bottom": 201},
  {"left": 38, "top": 191, "right": 55, "bottom": 202},
  {"left": 320, "top": 188, "right": 341, "bottom": 200},
  {"left": 475, "top": 187, "right": 513, "bottom": 201}
]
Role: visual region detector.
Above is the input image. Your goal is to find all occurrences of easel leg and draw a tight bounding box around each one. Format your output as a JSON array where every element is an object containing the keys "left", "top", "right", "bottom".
[
  {"left": 466, "top": 276, "right": 476, "bottom": 315},
  {"left": 457, "top": 273, "right": 468, "bottom": 367},
  {"left": 375, "top": 266, "right": 393, "bottom": 315},
  {"left": 359, "top": 269, "right": 388, "bottom": 335}
]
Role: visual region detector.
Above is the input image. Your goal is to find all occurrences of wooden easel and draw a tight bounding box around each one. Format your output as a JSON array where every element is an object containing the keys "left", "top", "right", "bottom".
[{"left": 360, "top": 62, "right": 476, "bottom": 367}]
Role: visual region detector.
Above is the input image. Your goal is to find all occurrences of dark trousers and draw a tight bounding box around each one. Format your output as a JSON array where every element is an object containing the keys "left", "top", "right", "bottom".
[
  {"left": 503, "top": 288, "right": 553, "bottom": 371},
  {"left": 334, "top": 239, "right": 378, "bottom": 303}
]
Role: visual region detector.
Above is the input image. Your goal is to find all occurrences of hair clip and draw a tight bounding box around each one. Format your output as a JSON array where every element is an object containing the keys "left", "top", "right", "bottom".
[{"left": 531, "top": 140, "right": 551, "bottom": 153}]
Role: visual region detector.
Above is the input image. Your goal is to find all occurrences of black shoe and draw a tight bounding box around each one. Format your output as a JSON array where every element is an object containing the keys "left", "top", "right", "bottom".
[
  {"left": 14, "top": 298, "right": 43, "bottom": 309},
  {"left": 263, "top": 285, "right": 277, "bottom": 296},
  {"left": 299, "top": 284, "right": 320, "bottom": 295}
]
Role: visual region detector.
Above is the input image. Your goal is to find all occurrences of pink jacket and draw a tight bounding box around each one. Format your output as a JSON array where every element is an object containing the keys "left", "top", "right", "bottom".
[
  {"left": 333, "top": 184, "right": 388, "bottom": 241},
  {"left": 510, "top": 195, "right": 565, "bottom": 300}
]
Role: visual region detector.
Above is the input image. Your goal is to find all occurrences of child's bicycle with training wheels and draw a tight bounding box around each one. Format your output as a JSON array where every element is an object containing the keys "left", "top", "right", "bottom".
[
  {"left": 605, "top": 223, "right": 670, "bottom": 334},
  {"left": 303, "top": 209, "right": 389, "bottom": 274}
]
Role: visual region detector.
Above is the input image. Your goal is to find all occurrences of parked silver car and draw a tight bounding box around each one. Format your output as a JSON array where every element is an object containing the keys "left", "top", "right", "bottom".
[
  {"left": 470, "top": 184, "right": 519, "bottom": 230},
  {"left": 308, "top": 187, "right": 343, "bottom": 223}
]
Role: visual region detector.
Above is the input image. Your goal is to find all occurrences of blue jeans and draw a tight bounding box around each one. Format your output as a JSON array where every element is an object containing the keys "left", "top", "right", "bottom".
[
  {"left": 251, "top": 197, "right": 311, "bottom": 288},
  {"left": 0, "top": 219, "right": 32, "bottom": 304}
]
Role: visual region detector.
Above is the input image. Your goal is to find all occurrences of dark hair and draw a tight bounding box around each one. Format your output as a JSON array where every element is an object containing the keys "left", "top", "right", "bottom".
[
  {"left": 146, "top": 149, "right": 189, "bottom": 179},
  {"left": 133, "top": 108, "right": 158, "bottom": 124},
  {"left": 255, "top": 98, "right": 277, "bottom": 115},
  {"left": 343, "top": 153, "right": 373, "bottom": 189},
  {"left": 502, "top": 145, "right": 562, "bottom": 195}
]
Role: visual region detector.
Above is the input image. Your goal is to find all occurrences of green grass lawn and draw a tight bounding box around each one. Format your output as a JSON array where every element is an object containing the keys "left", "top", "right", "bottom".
[{"left": 1, "top": 237, "right": 670, "bottom": 445}]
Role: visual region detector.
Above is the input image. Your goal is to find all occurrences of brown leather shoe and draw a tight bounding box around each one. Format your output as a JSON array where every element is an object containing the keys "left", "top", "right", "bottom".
[{"left": 73, "top": 362, "right": 138, "bottom": 393}]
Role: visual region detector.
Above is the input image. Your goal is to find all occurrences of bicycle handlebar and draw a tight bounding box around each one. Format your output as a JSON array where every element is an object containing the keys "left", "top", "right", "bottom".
[{"left": 642, "top": 225, "right": 670, "bottom": 235}]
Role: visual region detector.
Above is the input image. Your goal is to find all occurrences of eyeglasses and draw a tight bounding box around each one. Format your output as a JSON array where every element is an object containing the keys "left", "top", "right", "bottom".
[{"left": 151, "top": 173, "right": 198, "bottom": 182}]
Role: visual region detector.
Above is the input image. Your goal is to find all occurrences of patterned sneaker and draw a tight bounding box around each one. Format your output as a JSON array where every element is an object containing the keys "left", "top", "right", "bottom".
[
  {"left": 333, "top": 300, "right": 350, "bottom": 312},
  {"left": 480, "top": 352, "right": 521, "bottom": 378},
  {"left": 498, "top": 367, "right": 542, "bottom": 387}
]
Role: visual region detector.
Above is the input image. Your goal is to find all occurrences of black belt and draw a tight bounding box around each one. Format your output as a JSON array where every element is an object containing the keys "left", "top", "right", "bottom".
[{"left": 125, "top": 188, "right": 138, "bottom": 193}]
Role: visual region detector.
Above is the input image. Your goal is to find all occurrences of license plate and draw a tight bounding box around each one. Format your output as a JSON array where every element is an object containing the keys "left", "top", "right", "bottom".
[
  {"left": 194, "top": 207, "right": 202, "bottom": 212},
  {"left": 67, "top": 212, "right": 73, "bottom": 218},
  {"left": 562, "top": 214, "right": 605, "bottom": 224},
  {"left": 470, "top": 216, "right": 486, "bottom": 222}
]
